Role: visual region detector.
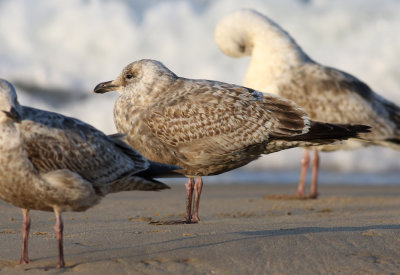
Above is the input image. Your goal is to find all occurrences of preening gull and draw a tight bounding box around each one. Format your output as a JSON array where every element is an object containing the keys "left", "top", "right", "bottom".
[
  {"left": 215, "top": 9, "right": 400, "bottom": 198},
  {"left": 94, "top": 59, "right": 370, "bottom": 223},
  {"left": 0, "top": 79, "right": 176, "bottom": 268}
]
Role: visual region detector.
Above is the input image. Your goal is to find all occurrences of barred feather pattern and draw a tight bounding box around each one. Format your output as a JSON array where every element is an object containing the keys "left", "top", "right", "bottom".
[
  {"left": 0, "top": 80, "right": 169, "bottom": 214},
  {"left": 215, "top": 9, "right": 400, "bottom": 151},
  {"left": 108, "top": 59, "right": 365, "bottom": 176}
]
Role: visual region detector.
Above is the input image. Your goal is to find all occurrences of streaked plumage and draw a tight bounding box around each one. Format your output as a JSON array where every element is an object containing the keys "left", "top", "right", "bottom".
[
  {"left": 215, "top": 9, "right": 400, "bottom": 198},
  {"left": 94, "top": 59, "right": 369, "bottom": 223},
  {"left": 0, "top": 79, "right": 173, "bottom": 268}
]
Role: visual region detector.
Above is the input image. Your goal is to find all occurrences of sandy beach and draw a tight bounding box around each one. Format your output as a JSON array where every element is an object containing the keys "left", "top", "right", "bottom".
[{"left": 0, "top": 183, "right": 399, "bottom": 274}]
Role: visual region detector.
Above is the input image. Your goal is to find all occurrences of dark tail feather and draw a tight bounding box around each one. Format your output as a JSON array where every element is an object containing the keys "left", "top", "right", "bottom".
[
  {"left": 106, "top": 176, "right": 170, "bottom": 193},
  {"left": 283, "top": 121, "right": 371, "bottom": 144},
  {"left": 136, "top": 161, "right": 184, "bottom": 178},
  {"left": 385, "top": 138, "right": 400, "bottom": 145},
  {"left": 379, "top": 138, "right": 400, "bottom": 150},
  {"left": 382, "top": 98, "right": 400, "bottom": 127}
]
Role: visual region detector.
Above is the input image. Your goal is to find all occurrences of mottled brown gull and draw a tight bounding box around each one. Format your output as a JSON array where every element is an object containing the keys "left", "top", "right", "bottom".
[
  {"left": 94, "top": 59, "right": 369, "bottom": 224},
  {"left": 0, "top": 79, "right": 176, "bottom": 268},
  {"left": 215, "top": 9, "right": 400, "bottom": 198}
]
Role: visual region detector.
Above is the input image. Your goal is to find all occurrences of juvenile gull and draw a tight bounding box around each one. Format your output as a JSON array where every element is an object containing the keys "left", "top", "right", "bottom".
[
  {"left": 0, "top": 79, "right": 175, "bottom": 268},
  {"left": 215, "top": 9, "right": 400, "bottom": 198},
  {"left": 94, "top": 59, "right": 369, "bottom": 223}
]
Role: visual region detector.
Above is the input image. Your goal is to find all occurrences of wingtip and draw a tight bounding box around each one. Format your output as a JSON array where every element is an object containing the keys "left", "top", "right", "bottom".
[
  {"left": 350, "top": 124, "right": 371, "bottom": 139},
  {"left": 359, "top": 125, "right": 372, "bottom": 133},
  {"left": 157, "top": 181, "right": 171, "bottom": 190},
  {"left": 144, "top": 177, "right": 171, "bottom": 191},
  {"left": 137, "top": 161, "right": 184, "bottom": 178}
]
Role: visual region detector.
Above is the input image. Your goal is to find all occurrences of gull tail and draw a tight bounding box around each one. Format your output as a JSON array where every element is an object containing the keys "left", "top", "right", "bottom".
[
  {"left": 285, "top": 121, "right": 370, "bottom": 144},
  {"left": 380, "top": 99, "right": 400, "bottom": 149},
  {"left": 106, "top": 176, "right": 170, "bottom": 194},
  {"left": 136, "top": 161, "right": 184, "bottom": 178},
  {"left": 267, "top": 121, "right": 371, "bottom": 151},
  {"left": 101, "top": 161, "right": 182, "bottom": 194},
  {"left": 264, "top": 122, "right": 370, "bottom": 154}
]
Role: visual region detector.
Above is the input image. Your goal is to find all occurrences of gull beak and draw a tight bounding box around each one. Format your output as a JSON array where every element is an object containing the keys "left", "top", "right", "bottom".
[
  {"left": 3, "top": 107, "right": 21, "bottom": 123},
  {"left": 93, "top": 80, "right": 120, "bottom": 94}
]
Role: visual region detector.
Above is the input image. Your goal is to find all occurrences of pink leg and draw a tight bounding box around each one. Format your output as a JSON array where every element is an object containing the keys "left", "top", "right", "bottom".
[
  {"left": 310, "top": 150, "right": 320, "bottom": 199},
  {"left": 20, "top": 209, "right": 30, "bottom": 264},
  {"left": 191, "top": 177, "right": 203, "bottom": 223},
  {"left": 54, "top": 209, "right": 65, "bottom": 268},
  {"left": 185, "top": 178, "right": 195, "bottom": 223},
  {"left": 297, "top": 149, "right": 310, "bottom": 197}
]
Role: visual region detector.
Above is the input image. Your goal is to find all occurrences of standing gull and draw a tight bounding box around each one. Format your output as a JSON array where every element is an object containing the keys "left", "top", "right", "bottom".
[
  {"left": 94, "top": 59, "right": 369, "bottom": 223},
  {"left": 0, "top": 79, "right": 175, "bottom": 268},
  {"left": 215, "top": 9, "right": 400, "bottom": 198}
]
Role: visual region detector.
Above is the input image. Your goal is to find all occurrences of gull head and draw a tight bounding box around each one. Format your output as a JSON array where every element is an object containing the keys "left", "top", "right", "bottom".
[
  {"left": 0, "top": 79, "right": 21, "bottom": 123},
  {"left": 94, "top": 59, "right": 177, "bottom": 97},
  {"left": 214, "top": 9, "right": 261, "bottom": 58}
]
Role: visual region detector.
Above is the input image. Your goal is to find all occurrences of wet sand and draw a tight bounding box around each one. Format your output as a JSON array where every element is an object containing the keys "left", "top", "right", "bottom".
[{"left": 0, "top": 184, "right": 399, "bottom": 274}]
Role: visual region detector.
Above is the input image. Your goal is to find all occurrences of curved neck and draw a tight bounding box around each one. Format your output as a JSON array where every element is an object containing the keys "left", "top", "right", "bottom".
[{"left": 243, "top": 18, "right": 311, "bottom": 93}]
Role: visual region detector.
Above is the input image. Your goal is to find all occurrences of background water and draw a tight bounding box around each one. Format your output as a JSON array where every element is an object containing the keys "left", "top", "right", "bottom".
[{"left": 0, "top": 0, "right": 399, "bottom": 184}]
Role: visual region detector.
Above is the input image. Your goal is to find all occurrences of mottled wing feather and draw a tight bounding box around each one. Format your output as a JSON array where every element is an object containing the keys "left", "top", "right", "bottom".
[
  {"left": 106, "top": 133, "right": 152, "bottom": 166},
  {"left": 108, "top": 134, "right": 150, "bottom": 167},
  {"left": 280, "top": 64, "right": 397, "bottom": 137},
  {"left": 20, "top": 107, "right": 149, "bottom": 184},
  {"left": 145, "top": 80, "right": 309, "bottom": 163}
]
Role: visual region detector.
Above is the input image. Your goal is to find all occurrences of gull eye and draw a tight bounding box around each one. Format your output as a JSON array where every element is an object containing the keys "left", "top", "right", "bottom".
[{"left": 126, "top": 74, "right": 133, "bottom": 79}]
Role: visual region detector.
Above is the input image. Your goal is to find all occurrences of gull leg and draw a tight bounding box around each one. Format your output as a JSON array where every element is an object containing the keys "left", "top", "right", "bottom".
[
  {"left": 310, "top": 149, "right": 320, "bottom": 199},
  {"left": 149, "top": 178, "right": 196, "bottom": 225},
  {"left": 191, "top": 177, "right": 203, "bottom": 223},
  {"left": 185, "top": 178, "right": 195, "bottom": 223},
  {"left": 20, "top": 209, "right": 30, "bottom": 264},
  {"left": 54, "top": 209, "right": 65, "bottom": 268},
  {"left": 296, "top": 149, "right": 310, "bottom": 197}
]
